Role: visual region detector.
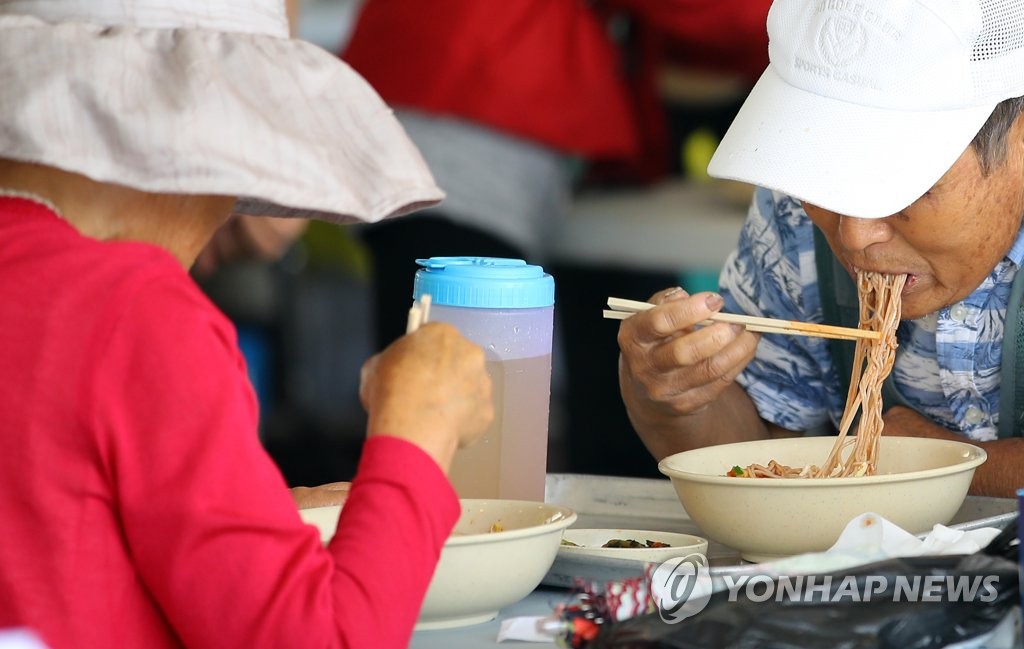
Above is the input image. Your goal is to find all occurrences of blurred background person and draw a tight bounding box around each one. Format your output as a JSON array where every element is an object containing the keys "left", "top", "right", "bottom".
[{"left": 342, "top": 0, "right": 774, "bottom": 349}]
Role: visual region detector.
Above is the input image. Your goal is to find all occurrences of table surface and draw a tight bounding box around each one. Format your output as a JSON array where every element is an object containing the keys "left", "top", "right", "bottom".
[{"left": 410, "top": 587, "right": 568, "bottom": 648}]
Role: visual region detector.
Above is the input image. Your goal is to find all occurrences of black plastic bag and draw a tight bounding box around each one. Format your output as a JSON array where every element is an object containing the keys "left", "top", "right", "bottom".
[{"left": 589, "top": 550, "right": 1020, "bottom": 649}]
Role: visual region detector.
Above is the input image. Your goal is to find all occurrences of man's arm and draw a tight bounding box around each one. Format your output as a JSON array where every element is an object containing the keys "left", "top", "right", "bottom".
[{"left": 884, "top": 406, "right": 1023, "bottom": 497}]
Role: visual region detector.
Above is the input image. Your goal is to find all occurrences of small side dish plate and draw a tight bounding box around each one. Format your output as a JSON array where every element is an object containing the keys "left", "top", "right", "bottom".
[{"left": 546, "top": 528, "right": 708, "bottom": 587}]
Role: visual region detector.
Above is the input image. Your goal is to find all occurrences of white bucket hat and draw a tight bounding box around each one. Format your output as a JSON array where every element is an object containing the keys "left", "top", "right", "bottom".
[
  {"left": 0, "top": 0, "right": 444, "bottom": 224},
  {"left": 707, "top": 0, "right": 1024, "bottom": 218}
]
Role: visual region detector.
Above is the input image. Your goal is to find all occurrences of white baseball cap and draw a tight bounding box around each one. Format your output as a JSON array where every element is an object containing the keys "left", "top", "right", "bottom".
[
  {"left": 0, "top": 0, "right": 444, "bottom": 224},
  {"left": 707, "top": 0, "right": 1024, "bottom": 218}
]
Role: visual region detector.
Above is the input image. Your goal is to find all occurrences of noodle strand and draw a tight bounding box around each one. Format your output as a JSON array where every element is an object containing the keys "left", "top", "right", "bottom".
[{"left": 734, "top": 271, "right": 906, "bottom": 479}]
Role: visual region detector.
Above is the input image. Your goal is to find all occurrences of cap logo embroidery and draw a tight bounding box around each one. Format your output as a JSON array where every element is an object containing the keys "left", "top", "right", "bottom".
[
  {"left": 817, "top": 15, "right": 866, "bottom": 66},
  {"left": 792, "top": 7, "right": 891, "bottom": 91}
]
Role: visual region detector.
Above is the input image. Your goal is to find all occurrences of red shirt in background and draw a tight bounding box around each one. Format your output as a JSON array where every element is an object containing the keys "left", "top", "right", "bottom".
[
  {"left": 343, "top": 0, "right": 640, "bottom": 160},
  {"left": 342, "top": 0, "right": 771, "bottom": 180},
  {"left": 0, "top": 197, "right": 457, "bottom": 649}
]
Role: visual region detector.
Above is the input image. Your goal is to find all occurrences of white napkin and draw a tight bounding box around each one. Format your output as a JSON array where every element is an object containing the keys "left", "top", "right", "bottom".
[
  {"left": 496, "top": 617, "right": 559, "bottom": 643},
  {"left": 754, "top": 512, "right": 1002, "bottom": 578}
]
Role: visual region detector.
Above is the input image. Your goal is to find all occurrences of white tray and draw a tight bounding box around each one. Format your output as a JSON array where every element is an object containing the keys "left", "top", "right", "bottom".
[{"left": 541, "top": 473, "right": 1018, "bottom": 588}]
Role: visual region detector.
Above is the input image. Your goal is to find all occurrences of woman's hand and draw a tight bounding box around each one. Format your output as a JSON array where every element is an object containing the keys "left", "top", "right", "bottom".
[
  {"left": 290, "top": 481, "right": 351, "bottom": 510},
  {"left": 359, "top": 322, "right": 493, "bottom": 472}
]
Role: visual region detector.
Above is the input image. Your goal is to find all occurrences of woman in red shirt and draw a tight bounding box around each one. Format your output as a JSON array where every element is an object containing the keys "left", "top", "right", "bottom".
[{"left": 0, "top": 1, "right": 492, "bottom": 647}]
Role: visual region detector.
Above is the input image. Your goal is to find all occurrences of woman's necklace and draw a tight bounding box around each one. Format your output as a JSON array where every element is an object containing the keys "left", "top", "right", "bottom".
[{"left": 0, "top": 189, "right": 64, "bottom": 220}]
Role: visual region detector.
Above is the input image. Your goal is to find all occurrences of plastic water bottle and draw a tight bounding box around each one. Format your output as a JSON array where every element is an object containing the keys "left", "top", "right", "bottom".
[{"left": 413, "top": 257, "right": 554, "bottom": 502}]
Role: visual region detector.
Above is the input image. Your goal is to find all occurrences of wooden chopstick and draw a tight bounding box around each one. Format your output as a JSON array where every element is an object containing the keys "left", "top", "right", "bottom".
[
  {"left": 406, "top": 294, "right": 432, "bottom": 334},
  {"left": 603, "top": 310, "right": 861, "bottom": 340},
  {"left": 605, "top": 297, "right": 879, "bottom": 342}
]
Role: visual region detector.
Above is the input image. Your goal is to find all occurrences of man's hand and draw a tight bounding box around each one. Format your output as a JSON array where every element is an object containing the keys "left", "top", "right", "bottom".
[
  {"left": 618, "top": 287, "right": 759, "bottom": 419},
  {"left": 617, "top": 287, "right": 768, "bottom": 458}
]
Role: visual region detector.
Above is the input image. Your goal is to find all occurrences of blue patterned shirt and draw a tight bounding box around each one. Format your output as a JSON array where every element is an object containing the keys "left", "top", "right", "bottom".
[{"left": 718, "top": 188, "right": 1024, "bottom": 442}]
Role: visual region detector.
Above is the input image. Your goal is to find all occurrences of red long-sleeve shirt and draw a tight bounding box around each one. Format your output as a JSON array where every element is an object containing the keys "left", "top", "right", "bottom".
[{"left": 0, "top": 197, "right": 458, "bottom": 648}]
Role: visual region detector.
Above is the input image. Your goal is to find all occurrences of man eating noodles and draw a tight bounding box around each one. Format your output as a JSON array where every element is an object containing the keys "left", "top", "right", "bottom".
[{"left": 616, "top": 0, "right": 1024, "bottom": 497}]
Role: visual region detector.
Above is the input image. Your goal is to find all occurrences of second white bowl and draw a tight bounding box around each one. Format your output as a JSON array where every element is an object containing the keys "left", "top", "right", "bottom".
[{"left": 658, "top": 436, "right": 986, "bottom": 562}]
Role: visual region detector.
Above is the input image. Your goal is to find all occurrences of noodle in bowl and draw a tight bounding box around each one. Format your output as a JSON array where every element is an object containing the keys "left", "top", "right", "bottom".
[{"left": 659, "top": 436, "right": 986, "bottom": 563}]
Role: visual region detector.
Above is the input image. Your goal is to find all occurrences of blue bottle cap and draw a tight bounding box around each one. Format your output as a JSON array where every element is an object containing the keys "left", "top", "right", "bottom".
[{"left": 413, "top": 257, "right": 554, "bottom": 309}]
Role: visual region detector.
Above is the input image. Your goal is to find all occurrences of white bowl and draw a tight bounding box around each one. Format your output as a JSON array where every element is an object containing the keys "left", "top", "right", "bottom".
[
  {"left": 658, "top": 436, "right": 986, "bottom": 563},
  {"left": 299, "top": 498, "right": 577, "bottom": 630}
]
